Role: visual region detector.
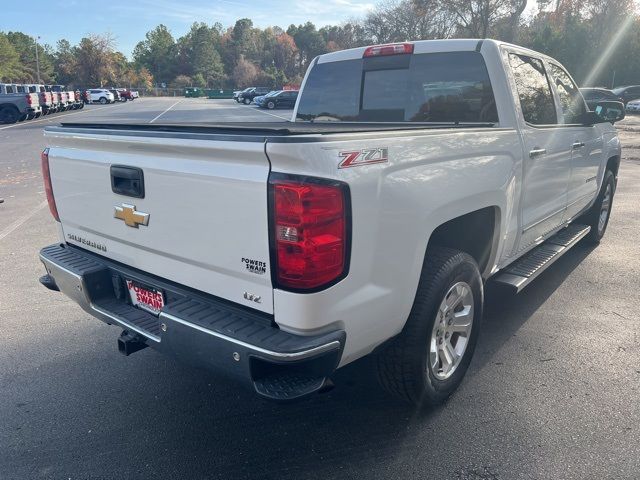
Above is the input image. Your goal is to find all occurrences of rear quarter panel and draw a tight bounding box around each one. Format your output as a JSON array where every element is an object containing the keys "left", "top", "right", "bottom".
[{"left": 266, "top": 128, "right": 522, "bottom": 365}]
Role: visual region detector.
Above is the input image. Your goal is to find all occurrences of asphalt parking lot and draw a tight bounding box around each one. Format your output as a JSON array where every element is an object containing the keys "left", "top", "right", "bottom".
[{"left": 1, "top": 97, "right": 640, "bottom": 480}]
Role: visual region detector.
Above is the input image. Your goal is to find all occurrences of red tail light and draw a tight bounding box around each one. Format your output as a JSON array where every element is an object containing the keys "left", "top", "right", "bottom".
[
  {"left": 270, "top": 174, "right": 350, "bottom": 291},
  {"left": 363, "top": 43, "right": 413, "bottom": 57},
  {"left": 26, "top": 94, "right": 33, "bottom": 105},
  {"left": 40, "top": 148, "right": 60, "bottom": 222}
]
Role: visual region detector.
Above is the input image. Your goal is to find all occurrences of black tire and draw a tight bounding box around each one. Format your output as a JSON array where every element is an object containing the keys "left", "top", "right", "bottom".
[
  {"left": 99, "top": 97, "right": 107, "bottom": 105},
  {"left": 267, "top": 101, "right": 275, "bottom": 110},
  {"left": 0, "top": 106, "right": 19, "bottom": 124},
  {"left": 243, "top": 97, "right": 251, "bottom": 105},
  {"left": 581, "top": 169, "right": 616, "bottom": 244},
  {"left": 26, "top": 113, "right": 35, "bottom": 120},
  {"left": 78, "top": 102, "right": 84, "bottom": 109},
  {"left": 376, "top": 246, "right": 483, "bottom": 406},
  {"left": 35, "top": 111, "right": 42, "bottom": 118},
  {"left": 18, "top": 114, "right": 27, "bottom": 122}
]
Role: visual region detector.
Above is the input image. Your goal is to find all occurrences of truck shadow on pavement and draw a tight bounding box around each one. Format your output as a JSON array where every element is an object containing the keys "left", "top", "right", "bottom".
[{"left": 4, "top": 244, "right": 596, "bottom": 480}]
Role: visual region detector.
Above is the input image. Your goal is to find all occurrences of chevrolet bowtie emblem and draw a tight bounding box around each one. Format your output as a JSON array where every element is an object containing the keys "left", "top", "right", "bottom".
[{"left": 114, "top": 204, "right": 149, "bottom": 228}]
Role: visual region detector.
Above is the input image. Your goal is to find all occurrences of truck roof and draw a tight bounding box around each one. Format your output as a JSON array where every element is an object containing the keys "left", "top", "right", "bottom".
[{"left": 316, "top": 38, "right": 548, "bottom": 64}]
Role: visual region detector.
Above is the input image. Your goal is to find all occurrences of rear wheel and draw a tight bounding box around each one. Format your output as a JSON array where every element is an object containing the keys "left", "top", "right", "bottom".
[
  {"left": 267, "top": 101, "right": 275, "bottom": 110},
  {"left": 376, "top": 247, "right": 483, "bottom": 406},
  {"left": 243, "top": 97, "right": 251, "bottom": 105},
  {"left": 582, "top": 169, "right": 616, "bottom": 244},
  {"left": 99, "top": 97, "right": 107, "bottom": 105},
  {"left": 0, "top": 106, "right": 19, "bottom": 124}
]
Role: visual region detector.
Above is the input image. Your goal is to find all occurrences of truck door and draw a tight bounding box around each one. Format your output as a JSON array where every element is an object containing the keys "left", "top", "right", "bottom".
[
  {"left": 506, "top": 52, "right": 572, "bottom": 250},
  {"left": 547, "top": 61, "right": 604, "bottom": 221}
]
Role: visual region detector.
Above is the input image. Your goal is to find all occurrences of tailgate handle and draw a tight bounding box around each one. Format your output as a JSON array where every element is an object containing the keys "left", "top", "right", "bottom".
[{"left": 110, "top": 165, "right": 145, "bottom": 198}]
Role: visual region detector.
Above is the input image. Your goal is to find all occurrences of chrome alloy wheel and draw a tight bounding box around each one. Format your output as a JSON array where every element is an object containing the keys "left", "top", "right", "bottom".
[
  {"left": 598, "top": 182, "right": 612, "bottom": 235},
  {"left": 429, "top": 281, "right": 475, "bottom": 380}
]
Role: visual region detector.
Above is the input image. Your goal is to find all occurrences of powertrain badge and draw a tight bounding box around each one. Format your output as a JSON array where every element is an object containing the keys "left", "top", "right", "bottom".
[{"left": 338, "top": 147, "right": 388, "bottom": 169}]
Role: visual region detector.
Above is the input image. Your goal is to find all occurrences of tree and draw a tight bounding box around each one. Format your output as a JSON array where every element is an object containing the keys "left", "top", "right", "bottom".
[
  {"left": 136, "top": 67, "right": 154, "bottom": 89},
  {"left": 440, "top": 0, "right": 515, "bottom": 38},
  {"left": 176, "top": 23, "right": 225, "bottom": 87},
  {"left": 73, "top": 34, "right": 117, "bottom": 86},
  {"left": 288, "top": 22, "right": 326, "bottom": 70},
  {"left": 232, "top": 56, "right": 259, "bottom": 87},
  {"left": 172, "top": 74, "right": 193, "bottom": 88},
  {"left": 6, "top": 31, "right": 55, "bottom": 82},
  {"left": 53, "top": 39, "right": 77, "bottom": 85},
  {"left": 133, "top": 25, "right": 176, "bottom": 85},
  {"left": 320, "top": 22, "right": 370, "bottom": 50},
  {"left": 365, "top": 0, "right": 455, "bottom": 43},
  {"left": 0, "top": 33, "right": 23, "bottom": 81},
  {"left": 274, "top": 33, "right": 298, "bottom": 78}
]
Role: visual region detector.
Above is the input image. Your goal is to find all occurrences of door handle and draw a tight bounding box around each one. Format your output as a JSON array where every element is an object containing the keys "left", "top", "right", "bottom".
[
  {"left": 529, "top": 148, "right": 547, "bottom": 158},
  {"left": 572, "top": 141, "right": 585, "bottom": 149}
]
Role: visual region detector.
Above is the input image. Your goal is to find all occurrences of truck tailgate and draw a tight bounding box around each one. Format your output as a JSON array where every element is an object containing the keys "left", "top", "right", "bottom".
[{"left": 45, "top": 128, "right": 274, "bottom": 313}]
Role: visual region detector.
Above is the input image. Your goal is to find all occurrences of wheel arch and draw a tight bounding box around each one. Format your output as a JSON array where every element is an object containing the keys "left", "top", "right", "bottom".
[
  {"left": 0, "top": 103, "right": 20, "bottom": 111},
  {"left": 425, "top": 205, "right": 502, "bottom": 278},
  {"left": 606, "top": 155, "right": 620, "bottom": 179}
]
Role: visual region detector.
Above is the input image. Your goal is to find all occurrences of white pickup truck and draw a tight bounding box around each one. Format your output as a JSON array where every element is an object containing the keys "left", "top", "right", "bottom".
[{"left": 39, "top": 39, "right": 624, "bottom": 404}]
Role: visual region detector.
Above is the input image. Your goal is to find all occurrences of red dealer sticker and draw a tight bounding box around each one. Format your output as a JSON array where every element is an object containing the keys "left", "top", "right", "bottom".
[{"left": 126, "top": 280, "right": 165, "bottom": 316}]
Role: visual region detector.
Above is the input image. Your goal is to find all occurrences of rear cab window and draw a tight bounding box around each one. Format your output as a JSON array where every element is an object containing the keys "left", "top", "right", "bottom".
[{"left": 296, "top": 51, "right": 499, "bottom": 124}]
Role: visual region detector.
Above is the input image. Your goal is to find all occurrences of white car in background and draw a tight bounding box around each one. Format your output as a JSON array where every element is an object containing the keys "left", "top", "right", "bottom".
[
  {"left": 87, "top": 89, "right": 115, "bottom": 104},
  {"left": 625, "top": 99, "right": 640, "bottom": 113}
]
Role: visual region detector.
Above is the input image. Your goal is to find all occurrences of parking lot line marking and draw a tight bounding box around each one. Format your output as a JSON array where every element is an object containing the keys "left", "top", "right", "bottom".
[
  {"left": 0, "top": 104, "right": 115, "bottom": 130},
  {"left": 149, "top": 100, "right": 183, "bottom": 123},
  {"left": 0, "top": 200, "right": 47, "bottom": 241},
  {"left": 251, "top": 108, "right": 291, "bottom": 121}
]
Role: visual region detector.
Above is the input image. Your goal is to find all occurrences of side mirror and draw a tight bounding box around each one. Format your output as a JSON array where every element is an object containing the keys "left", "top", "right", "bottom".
[{"left": 585, "top": 101, "right": 625, "bottom": 124}]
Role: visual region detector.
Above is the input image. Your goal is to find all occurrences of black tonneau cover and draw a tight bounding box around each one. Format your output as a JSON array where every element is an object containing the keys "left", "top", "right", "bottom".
[{"left": 60, "top": 121, "right": 495, "bottom": 136}]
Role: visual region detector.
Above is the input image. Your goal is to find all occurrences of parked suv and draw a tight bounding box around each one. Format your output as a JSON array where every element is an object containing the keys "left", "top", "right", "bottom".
[
  {"left": 579, "top": 88, "right": 624, "bottom": 111},
  {"left": 239, "top": 87, "right": 270, "bottom": 104},
  {"left": 87, "top": 89, "right": 115, "bottom": 104},
  {"left": 256, "top": 90, "right": 299, "bottom": 109},
  {"left": 611, "top": 85, "right": 640, "bottom": 104}
]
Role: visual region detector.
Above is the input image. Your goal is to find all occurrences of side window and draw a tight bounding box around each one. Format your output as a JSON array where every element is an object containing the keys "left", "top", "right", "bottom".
[
  {"left": 548, "top": 63, "right": 586, "bottom": 123},
  {"left": 508, "top": 53, "right": 557, "bottom": 125}
]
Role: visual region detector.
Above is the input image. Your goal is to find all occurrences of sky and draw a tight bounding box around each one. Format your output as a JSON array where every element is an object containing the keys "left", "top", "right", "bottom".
[{"left": 1, "top": 0, "right": 376, "bottom": 57}]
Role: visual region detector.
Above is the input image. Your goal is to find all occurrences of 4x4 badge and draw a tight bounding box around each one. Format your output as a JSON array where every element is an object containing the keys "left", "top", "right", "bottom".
[{"left": 338, "top": 147, "right": 388, "bottom": 169}]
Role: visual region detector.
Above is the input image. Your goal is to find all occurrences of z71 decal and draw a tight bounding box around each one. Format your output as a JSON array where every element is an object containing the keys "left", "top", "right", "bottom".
[{"left": 338, "top": 147, "right": 389, "bottom": 169}]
